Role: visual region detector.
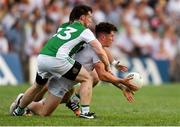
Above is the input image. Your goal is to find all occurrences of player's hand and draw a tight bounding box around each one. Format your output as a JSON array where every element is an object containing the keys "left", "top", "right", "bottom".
[
  {"left": 122, "top": 88, "right": 134, "bottom": 103},
  {"left": 121, "top": 76, "right": 139, "bottom": 91},
  {"left": 115, "top": 64, "right": 128, "bottom": 72}
]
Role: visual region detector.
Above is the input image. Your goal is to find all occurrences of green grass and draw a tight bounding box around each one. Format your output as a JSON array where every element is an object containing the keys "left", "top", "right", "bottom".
[{"left": 0, "top": 83, "right": 180, "bottom": 126}]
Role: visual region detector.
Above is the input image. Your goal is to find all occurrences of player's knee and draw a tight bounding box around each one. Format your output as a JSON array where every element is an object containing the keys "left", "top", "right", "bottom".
[
  {"left": 81, "top": 72, "right": 92, "bottom": 83},
  {"left": 40, "top": 111, "right": 51, "bottom": 117},
  {"left": 35, "top": 73, "right": 48, "bottom": 86}
]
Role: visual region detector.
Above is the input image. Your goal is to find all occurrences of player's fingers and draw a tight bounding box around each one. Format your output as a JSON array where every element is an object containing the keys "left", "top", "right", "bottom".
[
  {"left": 123, "top": 67, "right": 128, "bottom": 71},
  {"left": 128, "top": 96, "right": 134, "bottom": 102},
  {"left": 121, "top": 68, "right": 128, "bottom": 72},
  {"left": 127, "top": 74, "right": 134, "bottom": 79},
  {"left": 127, "top": 96, "right": 133, "bottom": 103},
  {"left": 126, "top": 77, "right": 133, "bottom": 81}
]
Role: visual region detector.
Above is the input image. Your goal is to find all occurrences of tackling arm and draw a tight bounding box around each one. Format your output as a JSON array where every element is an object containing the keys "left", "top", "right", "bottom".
[
  {"left": 90, "top": 40, "right": 111, "bottom": 72},
  {"left": 103, "top": 47, "right": 114, "bottom": 63}
]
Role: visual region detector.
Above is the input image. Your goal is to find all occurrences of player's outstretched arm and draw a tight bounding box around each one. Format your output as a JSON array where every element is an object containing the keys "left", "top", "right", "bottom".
[
  {"left": 94, "top": 62, "right": 134, "bottom": 102},
  {"left": 94, "top": 61, "right": 138, "bottom": 91},
  {"left": 94, "top": 61, "right": 122, "bottom": 85}
]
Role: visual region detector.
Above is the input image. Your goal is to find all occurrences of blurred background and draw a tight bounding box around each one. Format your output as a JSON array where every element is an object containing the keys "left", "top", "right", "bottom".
[{"left": 0, "top": 0, "right": 180, "bottom": 85}]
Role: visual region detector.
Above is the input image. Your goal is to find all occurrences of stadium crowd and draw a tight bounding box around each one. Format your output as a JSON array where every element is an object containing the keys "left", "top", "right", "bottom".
[{"left": 0, "top": 0, "right": 180, "bottom": 81}]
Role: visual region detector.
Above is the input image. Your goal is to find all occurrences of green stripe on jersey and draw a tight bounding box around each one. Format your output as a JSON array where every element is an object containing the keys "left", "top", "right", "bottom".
[
  {"left": 69, "top": 41, "right": 85, "bottom": 57},
  {"left": 66, "top": 57, "right": 75, "bottom": 65},
  {"left": 40, "top": 22, "right": 86, "bottom": 57}
]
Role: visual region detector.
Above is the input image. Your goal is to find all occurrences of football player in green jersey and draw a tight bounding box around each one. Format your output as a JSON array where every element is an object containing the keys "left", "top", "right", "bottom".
[{"left": 11, "top": 5, "right": 111, "bottom": 119}]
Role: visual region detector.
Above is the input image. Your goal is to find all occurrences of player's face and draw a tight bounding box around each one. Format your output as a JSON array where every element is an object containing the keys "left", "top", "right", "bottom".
[
  {"left": 83, "top": 11, "right": 93, "bottom": 27},
  {"left": 103, "top": 31, "right": 115, "bottom": 47}
]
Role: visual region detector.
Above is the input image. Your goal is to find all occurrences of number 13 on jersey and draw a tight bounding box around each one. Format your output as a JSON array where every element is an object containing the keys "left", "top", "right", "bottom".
[{"left": 53, "top": 27, "right": 77, "bottom": 40}]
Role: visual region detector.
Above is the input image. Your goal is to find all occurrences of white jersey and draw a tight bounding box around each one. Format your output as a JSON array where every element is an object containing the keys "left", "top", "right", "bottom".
[{"left": 74, "top": 44, "right": 100, "bottom": 71}]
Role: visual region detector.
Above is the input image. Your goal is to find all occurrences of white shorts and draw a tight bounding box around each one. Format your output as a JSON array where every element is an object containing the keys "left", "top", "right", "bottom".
[
  {"left": 48, "top": 76, "right": 77, "bottom": 98},
  {"left": 37, "top": 54, "right": 75, "bottom": 79}
]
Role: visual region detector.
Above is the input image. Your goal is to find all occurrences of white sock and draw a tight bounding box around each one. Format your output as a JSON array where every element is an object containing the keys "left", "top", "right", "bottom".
[{"left": 81, "top": 105, "right": 89, "bottom": 114}]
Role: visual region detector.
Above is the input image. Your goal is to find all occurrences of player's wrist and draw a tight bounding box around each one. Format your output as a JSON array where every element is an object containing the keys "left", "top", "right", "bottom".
[{"left": 112, "top": 60, "right": 120, "bottom": 68}]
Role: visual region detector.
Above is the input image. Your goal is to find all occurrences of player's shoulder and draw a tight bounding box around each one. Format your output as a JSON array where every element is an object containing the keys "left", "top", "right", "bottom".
[{"left": 59, "top": 22, "right": 70, "bottom": 28}]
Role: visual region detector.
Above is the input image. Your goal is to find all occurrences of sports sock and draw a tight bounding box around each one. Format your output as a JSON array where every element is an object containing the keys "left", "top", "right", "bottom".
[
  {"left": 14, "top": 106, "right": 25, "bottom": 115},
  {"left": 70, "top": 94, "right": 80, "bottom": 103},
  {"left": 81, "top": 105, "right": 89, "bottom": 114},
  {"left": 75, "top": 93, "right": 80, "bottom": 99}
]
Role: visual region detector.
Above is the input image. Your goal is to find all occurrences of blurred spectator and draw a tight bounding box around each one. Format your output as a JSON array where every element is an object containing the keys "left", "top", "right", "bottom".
[
  {"left": 115, "top": 22, "right": 135, "bottom": 56},
  {"left": 6, "top": 19, "right": 22, "bottom": 53},
  {"left": 0, "top": 2, "right": 8, "bottom": 21},
  {"left": 131, "top": 24, "right": 153, "bottom": 57},
  {"left": 25, "top": 25, "right": 41, "bottom": 56},
  {"left": 166, "top": 0, "right": 180, "bottom": 25},
  {"left": 1, "top": 3, "right": 19, "bottom": 33},
  {"left": 0, "top": 25, "right": 9, "bottom": 53},
  {"left": 101, "top": 0, "right": 121, "bottom": 27},
  {"left": 61, "top": 3, "right": 72, "bottom": 23},
  {"left": 150, "top": 28, "right": 161, "bottom": 59},
  {"left": 152, "top": 39, "right": 172, "bottom": 60},
  {"left": 45, "top": 1, "right": 63, "bottom": 24},
  {"left": 92, "top": 0, "right": 106, "bottom": 24}
]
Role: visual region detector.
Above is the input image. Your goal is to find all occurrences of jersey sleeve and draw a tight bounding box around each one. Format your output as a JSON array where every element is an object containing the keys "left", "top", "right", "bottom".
[{"left": 81, "top": 29, "right": 96, "bottom": 43}]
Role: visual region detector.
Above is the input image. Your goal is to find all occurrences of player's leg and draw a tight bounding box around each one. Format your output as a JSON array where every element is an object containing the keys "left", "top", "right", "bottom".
[
  {"left": 61, "top": 88, "right": 75, "bottom": 103},
  {"left": 70, "top": 69, "right": 99, "bottom": 104},
  {"left": 74, "top": 67, "right": 95, "bottom": 118},
  {"left": 27, "top": 91, "right": 61, "bottom": 116},
  {"left": 61, "top": 88, "right": 81, "bottom": 116},
  {"left": 26, "top": 76, "right": 72, "bottom": 116},
  {"left": 62, "top": 61, "right": 94, "bottom": 118},
  {"left": 33, "top": 84, "right": 48, "bottom": 102},
  {"left": 75, "top": 67, "right": 93, "bottom": 106},
  {"left": 10, "top": 73, "right": 48, "bottom": 116},
  {"left": 18, "top": 80, "right": 45, "bottom": 108}
]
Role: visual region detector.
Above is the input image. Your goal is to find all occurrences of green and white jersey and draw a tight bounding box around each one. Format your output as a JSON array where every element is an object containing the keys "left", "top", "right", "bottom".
[{"left": 40, "top": 21, "right": 96, "bottom": 58}]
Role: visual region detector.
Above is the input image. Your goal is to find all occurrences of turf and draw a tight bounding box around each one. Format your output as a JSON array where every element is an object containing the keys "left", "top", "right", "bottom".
[{"left": 0, "top": 83, "right": 180, "bottom": 126}]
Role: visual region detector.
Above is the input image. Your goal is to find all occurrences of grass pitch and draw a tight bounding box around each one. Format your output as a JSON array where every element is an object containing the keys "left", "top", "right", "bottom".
[{"left": 0, "top": 83, "right": 180, "bottom": 126}]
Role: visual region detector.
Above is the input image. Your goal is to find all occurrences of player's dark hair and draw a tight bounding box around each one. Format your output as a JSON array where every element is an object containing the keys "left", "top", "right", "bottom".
[
  {"left": 95, "top": 22, "right": 118, "bottom": 37},
  {"left": 69, "top": 5, "right": 92, "bottom": 22}
]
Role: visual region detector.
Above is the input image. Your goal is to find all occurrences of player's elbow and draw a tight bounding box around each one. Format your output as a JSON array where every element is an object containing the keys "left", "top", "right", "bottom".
[{"left": 98, "top": 72, "right": 107, "bottom": 81}]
